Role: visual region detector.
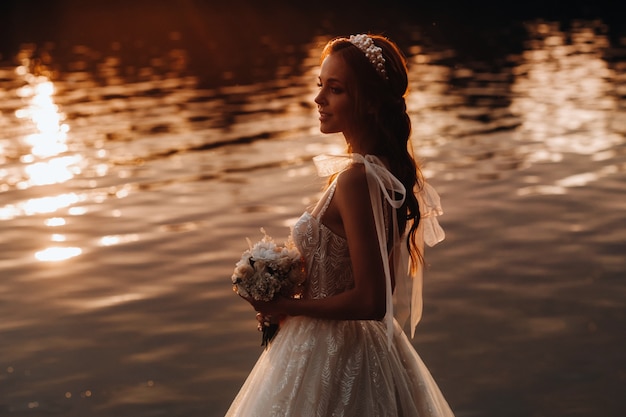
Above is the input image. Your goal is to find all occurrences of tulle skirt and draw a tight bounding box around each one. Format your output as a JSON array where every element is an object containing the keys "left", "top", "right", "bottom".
[{"left": 225, "top": 316, "right": 454, "bottom": 417}]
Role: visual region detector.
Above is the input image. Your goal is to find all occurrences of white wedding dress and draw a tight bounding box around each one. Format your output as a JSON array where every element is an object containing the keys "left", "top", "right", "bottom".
[{"left": 225, "top": 154, "right": 454, "bottom": 417}]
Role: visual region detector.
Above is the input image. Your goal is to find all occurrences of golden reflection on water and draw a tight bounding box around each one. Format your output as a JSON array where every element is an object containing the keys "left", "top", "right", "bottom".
[
  {"left": 511, "top": 21, "right": 620, "bottom": 161},
  {"left": 51, "top": 233, "right": 66, "bottom": 242},
  {"left": 99, "top": 234, "right": 140, "bottom": 247},
  {"left": 23, "top": 155, "right": 81, "bottom": 186},
  {"left": 0, "top": 193, "right": 82, "bottom": 220},
  {"left": 510, "top": 21, "right": 624, "bottom": 195},
  {"left": 402, "top": 20, "right": 624, "bottom": 189},
  {"left": 74, "top": 293, "right": 145, "bottom": 310},
  {"left": 13, "top": 66, "right": 82, "bottom": 187},
  {"left": 1, "top": 55, "right": 88, "bottom": 274},
  {"left": 15, "top": 79, "right": 68, "bottom": 157},
  {"left": 518, "top": 161, "right": 625, "bottom": 196},
  {"left": 34, "top": 246, "right": 82, "bottom": 262},
  {"left": 22, "top": 193, "right": 81, "bottom": 215},
  {"left": 44, "top": 217, "right": 66, "bottom": 226}
]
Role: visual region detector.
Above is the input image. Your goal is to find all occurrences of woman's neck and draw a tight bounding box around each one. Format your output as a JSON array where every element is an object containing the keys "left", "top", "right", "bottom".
[{"left": 344, "top": 131, "right": 378, "bottom": 156}]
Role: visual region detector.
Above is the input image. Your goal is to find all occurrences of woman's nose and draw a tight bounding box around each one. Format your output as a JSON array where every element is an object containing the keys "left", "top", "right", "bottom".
[{"left": 314, "top": 90, "right": 325, "bottom": 106}]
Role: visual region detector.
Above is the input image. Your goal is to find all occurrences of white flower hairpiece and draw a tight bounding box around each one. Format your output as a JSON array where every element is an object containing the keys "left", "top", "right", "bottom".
[{"left": 349, "top": 34, "right": 387, "bottom": 79}]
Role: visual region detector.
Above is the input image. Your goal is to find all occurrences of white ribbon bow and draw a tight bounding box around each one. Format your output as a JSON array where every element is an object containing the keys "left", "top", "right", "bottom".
[{"left": 313, "top": 153, "right": 444, "bottom": 344}]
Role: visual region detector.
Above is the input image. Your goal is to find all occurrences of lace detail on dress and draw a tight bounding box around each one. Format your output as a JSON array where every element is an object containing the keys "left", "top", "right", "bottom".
[{"left": 293, "top": 211, "right": 353, "bottom": 300}]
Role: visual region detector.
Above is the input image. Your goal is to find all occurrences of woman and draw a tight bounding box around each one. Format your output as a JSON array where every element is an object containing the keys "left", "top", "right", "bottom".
[{"left": 226, "top": 34, "right": 454, "bottom": 417}]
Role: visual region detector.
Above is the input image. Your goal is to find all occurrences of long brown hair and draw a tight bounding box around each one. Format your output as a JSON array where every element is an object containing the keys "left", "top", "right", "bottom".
[{"left": 320, "top": 34, "right": 424, "bottom": 272}]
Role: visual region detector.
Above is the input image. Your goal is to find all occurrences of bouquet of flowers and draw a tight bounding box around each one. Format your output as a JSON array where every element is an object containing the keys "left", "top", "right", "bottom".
[{"left": 231, "top": 228, "right": 305, "bottom": 347}]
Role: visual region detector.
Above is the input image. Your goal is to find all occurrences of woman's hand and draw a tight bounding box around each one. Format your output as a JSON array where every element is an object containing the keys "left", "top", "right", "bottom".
[{"left": 239, "top": 294, "right": 289, "bottom": 316}]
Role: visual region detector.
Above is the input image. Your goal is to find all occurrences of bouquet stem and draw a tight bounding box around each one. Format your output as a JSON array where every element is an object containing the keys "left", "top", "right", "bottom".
[
  {"left": 258, "top": 313, "right": 281, "bottom": 348},
  {"left": 261, "top": 323, "right": 279, "bottom": 347}
]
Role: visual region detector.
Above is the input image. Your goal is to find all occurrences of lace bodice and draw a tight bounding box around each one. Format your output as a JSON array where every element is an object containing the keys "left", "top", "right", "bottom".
[
  {"left": 292, "top": 153, "right": 445, "bottom": 340},
  {"left": 292, "top": 182, "right": 354, "bottom": 299}
]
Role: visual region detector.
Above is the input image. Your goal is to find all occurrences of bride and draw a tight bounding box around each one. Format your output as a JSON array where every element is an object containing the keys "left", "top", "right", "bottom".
[{"left": 226, "top": 34, "right": 454, "bottom": 417}]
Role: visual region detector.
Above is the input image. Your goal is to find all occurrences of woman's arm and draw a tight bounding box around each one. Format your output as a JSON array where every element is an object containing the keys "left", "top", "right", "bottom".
[{"left": 247, "top": 164, "right": 388, "bottom": 321}]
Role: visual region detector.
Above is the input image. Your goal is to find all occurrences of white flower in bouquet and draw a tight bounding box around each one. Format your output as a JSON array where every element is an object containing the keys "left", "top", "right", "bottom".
[{"left": 232, "top": 228, "right": 305, "bottom": 302}]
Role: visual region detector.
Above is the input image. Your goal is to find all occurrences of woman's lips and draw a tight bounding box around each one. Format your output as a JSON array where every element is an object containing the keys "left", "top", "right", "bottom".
[{"left": 319, "top": 112, "right": 330, "bottom": 121}]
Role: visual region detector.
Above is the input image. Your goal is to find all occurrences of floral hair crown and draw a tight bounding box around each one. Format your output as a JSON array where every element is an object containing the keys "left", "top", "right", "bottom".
[{"left": 349, "top": 34, "right": 387, "bottom": 79}]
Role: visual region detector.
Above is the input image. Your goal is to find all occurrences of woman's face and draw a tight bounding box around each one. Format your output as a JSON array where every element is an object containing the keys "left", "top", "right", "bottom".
[{"left": 314, "top": 53, "right": 357, "bottom": 138}]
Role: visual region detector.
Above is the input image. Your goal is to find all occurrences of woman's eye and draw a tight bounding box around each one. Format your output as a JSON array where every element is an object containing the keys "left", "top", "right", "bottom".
[{"left": 317, "top": 82, "right": 342, "bottom": 94}]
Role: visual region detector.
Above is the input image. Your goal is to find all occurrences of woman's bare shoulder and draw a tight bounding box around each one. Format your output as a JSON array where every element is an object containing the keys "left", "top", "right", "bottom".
[
  {"left": 335, "top": 164, "right": 370, "bottom": 206},
  {"left": 337, "top": 163, "right": 367, "bottom": 187}
]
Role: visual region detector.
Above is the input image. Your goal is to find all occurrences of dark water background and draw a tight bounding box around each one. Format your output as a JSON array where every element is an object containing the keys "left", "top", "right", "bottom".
[{"left": 1, "top": 1, "right": 626, "bottom": 416}]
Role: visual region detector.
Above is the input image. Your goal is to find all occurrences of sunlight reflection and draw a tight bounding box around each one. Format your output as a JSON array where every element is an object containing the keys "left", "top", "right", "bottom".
[
  {"left": 407, "top": 57, "right": 455, "bottom": 148},
  {"left": 511, "top": 22, "right": 620, "bottom": 160},
  {"left": 0, "top": 193, "right": 83, "bottom": 220},
  {"left": 44, "top": 217, "right": 66, "bottom": 226},
  {"left": 554, "top": 164, "right": 621, "bottom": 187},
  {"left": 516, "top": 185, "right": 567, "bottom": 196},
  {"left": 22, "top": 155, "right": 81, "bottom": 187},
  {"left": 23, "top": 193, "right": 81, "bottom": 215},
  {"left": 79, "top": 293, "right": 144, "bottom": 309},
  {"left": 516, "top": 163, "right": 624, "bottom": 196},
  {"left": 99, "top": 234, "right": 140, "bottom": 246},
  {"left": 68, "top": 206, "right": 88, "bottom": 216},
  {"left": 35, "top": 246, "right": 82, "bottom": 262},
  {"left": 13, "top": 62, "right": 83, "bottom": 188},
  {"left": 51, "top": 234, "right": 66, "bottom": 242},
  {"left": 15, "top": 79, "right": 71, "bottom": 158}
]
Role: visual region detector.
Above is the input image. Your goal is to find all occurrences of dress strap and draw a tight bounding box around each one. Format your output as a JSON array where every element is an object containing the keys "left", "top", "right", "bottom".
[{"left": 316, "top": 181, "right": 337, "bottom": 221}]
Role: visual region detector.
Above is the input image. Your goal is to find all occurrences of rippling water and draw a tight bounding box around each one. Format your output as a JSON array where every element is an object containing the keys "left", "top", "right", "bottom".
[{"left": 1, "top": 4, "right": 626, "bottom": 416}]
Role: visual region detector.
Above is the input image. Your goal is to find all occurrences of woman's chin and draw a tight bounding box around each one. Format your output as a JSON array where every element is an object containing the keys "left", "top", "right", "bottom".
[{"left": 319, "top": 124, "right": 337, "bottom": 134}]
